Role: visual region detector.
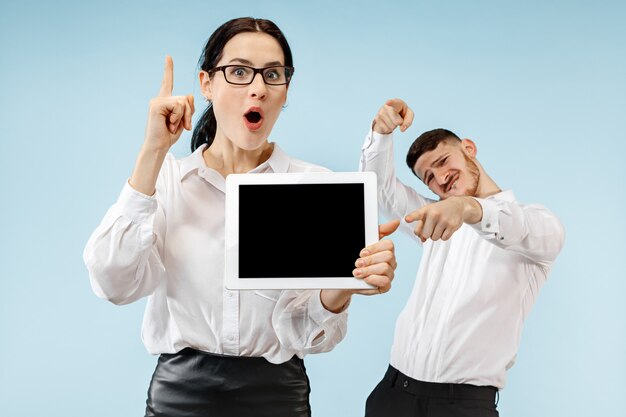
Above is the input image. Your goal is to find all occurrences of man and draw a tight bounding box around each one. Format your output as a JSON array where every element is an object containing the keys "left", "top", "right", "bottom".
[{"left": 360, "top": 99, "right": 565, "bottom": 417}]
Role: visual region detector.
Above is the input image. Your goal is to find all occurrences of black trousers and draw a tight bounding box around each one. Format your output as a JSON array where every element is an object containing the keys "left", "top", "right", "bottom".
[
  {"left": 365, "top": 365, "right": 499, "bottom": 417},
  {"left": 144, "top": 347, "right": 311, "bottom": 417}
]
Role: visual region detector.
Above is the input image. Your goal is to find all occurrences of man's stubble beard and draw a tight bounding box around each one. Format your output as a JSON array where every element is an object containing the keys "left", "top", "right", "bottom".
[{"left": 464, "top": 154, "right": 480, "bottom": 197}]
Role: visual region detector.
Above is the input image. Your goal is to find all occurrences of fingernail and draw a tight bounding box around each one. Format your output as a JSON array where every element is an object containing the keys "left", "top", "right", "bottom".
[
  {"left": 353, "top": 268, "right": 362, "bottom": 277},
  {"left": 356, "top": 259, "right": 364, "bottom": 267},
  {"left": 360, "top": 250, "right": 370, "bottom": 257}
]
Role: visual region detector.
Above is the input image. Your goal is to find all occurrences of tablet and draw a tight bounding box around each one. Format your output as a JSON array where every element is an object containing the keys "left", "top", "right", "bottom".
[{"left": 225, "top": 171, "right": 378, "bottom": 289}]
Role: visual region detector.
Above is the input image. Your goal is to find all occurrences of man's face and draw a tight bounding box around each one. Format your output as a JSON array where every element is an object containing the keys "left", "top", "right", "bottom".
[{"left": 413, "top": 140, "right": 480, "bottom": 200}]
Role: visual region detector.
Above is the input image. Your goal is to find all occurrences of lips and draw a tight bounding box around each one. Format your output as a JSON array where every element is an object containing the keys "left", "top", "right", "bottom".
[
  {"left": 243, "top": 107, "right": 264, "bottom": 131},
  {"left": 446, "top": 173, "right": 459, "bottom": 193}
]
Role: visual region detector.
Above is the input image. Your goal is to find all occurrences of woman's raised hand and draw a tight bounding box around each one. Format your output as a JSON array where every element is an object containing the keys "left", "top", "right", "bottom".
[
  {"left": 144, "top": 56, "right": 195, "bottom": 151},
  {"left": 129, "top": 56, "right": 195, "bottom": 195}
]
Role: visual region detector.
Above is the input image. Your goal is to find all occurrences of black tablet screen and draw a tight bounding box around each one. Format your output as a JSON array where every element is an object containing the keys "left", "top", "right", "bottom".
[{"left": 238, "top": 183, "right": 365, "bottom": 278}]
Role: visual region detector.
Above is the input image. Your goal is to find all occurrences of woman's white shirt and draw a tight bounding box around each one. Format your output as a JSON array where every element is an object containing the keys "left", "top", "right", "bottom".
[{"left": 83, "top": 143, "right": 348, "bottom": 364}]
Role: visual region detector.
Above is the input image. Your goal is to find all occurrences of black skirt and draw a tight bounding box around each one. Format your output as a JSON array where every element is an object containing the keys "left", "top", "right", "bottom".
[{"left": 144, "top": 347, "right": 311, "bottom": 417}]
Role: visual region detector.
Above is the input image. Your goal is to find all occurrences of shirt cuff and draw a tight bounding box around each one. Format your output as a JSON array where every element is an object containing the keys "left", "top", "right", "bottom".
[
  {"left": 362, "top": 128, "right": 394, "bottom": 152},
  {"left": 116, "top": 181, "right": 158, "bottom": 224},
  {"left": 470, "top": 197, "right": 500, "bottom": 235},
  {"left": 308, "top": 290, "right": 349, "bottom": 326}
]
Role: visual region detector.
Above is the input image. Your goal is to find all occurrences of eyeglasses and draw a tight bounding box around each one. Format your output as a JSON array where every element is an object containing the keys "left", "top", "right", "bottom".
[{"left": 209, "top": 65, "right": 294, "bottom": 86}]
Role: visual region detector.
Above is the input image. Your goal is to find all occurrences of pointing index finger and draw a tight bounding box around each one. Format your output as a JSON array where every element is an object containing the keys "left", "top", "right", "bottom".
[
  {"left": 405, "top": 208, "right": 424, "bottom": 223},
  {"left": 385, "top": 98, "right": 414, "bottom": 131},
  {"left": 159, "top": 55, "right": 174, "bottom": 97},
  {"left": 400, "top": 107, "right": 415, "bottom": 132},
  {"left": 385, "top": 98, "right": 408, "bottom": 117}
]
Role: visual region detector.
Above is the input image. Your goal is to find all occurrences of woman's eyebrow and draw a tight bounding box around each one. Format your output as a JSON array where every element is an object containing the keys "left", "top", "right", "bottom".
[
  {"left": 227, "top": 58, "right": 255, "bottom": 65},
  {"left": 227, "top": 58, "right": 284, "bottom": 67},
  {"left": 263, "top": 60, "right": 283, "bottom": 67}
]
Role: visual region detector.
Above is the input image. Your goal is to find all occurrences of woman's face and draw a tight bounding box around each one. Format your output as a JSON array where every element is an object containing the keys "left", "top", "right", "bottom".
[{"left": 201, "top": 32, "right": 288, "bottom": 151}]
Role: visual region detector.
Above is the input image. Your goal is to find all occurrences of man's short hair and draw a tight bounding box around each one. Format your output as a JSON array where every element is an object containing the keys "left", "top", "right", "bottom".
[{"left": 406, "top": 128, "right": 461, "bottom": 177}]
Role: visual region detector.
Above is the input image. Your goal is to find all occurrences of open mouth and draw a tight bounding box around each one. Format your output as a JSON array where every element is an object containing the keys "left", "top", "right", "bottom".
[
  {"left": 245, "top": 111, "right": 262, "bottom": 123},
  {"left": 243, "top": 107, "right": 264, "bottom": 131}
]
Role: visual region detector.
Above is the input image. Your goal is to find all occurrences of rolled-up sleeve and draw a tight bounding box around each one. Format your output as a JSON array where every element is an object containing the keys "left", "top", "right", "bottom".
[
  {"left": 83, "top": 182, "right": 166, "bottom": 305},
  {"left": 272, "top": 290, "right": 348, "bottom": 356}
]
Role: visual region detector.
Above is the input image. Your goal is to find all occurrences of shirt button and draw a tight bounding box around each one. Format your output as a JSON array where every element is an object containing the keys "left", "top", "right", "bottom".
[
  {"left": 403, "top": 380, "right": 409, "bottom": 388},
  {"left": 499, "top": 236, "right": 505, "bottom": 241},
  {"left": 226, "top": 291, "right": 233, "bottom": 297},
  {"left": 486, "top": 223, "right": 491, "bottom": 228},
  {"left": 227, "top": 335, "right": 235, "bottom": 341}
]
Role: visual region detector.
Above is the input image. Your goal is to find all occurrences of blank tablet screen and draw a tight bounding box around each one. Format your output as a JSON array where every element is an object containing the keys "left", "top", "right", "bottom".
[{"left": 238, "top": 183, "right": 365, "bottom": 278}]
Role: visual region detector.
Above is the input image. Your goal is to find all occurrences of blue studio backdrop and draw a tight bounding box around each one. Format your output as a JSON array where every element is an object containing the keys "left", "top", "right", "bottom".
[{"left": 1, "top": 1, "right": 625, "bottom": 416}]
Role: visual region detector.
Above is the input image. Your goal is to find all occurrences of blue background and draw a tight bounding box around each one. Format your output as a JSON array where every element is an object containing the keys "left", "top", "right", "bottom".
[{"left": 1, "top": 1, "right": 625, "bottom": 416}]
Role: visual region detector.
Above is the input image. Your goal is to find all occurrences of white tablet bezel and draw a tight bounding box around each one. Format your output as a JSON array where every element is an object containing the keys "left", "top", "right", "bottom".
[{"left": 225, "top": 171, "right": 378, "bottom": 290}]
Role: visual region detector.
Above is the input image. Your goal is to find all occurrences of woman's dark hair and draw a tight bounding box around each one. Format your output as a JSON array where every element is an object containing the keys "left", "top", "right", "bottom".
[
  {"left": 405, "top": 128, "right": 461, "bottom": 177},
  {"left": 191, "top": 17, "right": 294, "bottom": 152}
]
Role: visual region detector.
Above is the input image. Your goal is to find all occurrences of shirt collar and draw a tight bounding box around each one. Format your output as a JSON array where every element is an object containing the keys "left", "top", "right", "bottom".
[
  {"left": 179, "top": 142, "right": 291, "bottom": 182},
  {"left": 250, "top": 143, "right": 290, "bottom": 174},
  {"left": 180, "top": 144, "right": 207, "bottom": 181}
]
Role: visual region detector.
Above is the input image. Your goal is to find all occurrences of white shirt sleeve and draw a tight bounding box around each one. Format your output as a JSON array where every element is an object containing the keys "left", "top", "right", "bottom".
[
  {"left": 359, "top": 128, "right": 435, "bottom": 240},
  {"left": 471, "top": 197, "right": 565, "bottom": 266},
  {"left": 272, "top": 290, "right": 348, "bottom": 355},
  {"left": 83, "top": 181, "right": 166, "bottom": 305}
]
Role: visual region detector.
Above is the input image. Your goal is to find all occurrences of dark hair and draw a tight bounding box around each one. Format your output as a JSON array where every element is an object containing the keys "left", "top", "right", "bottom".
[
  {"left": 405, "top": 128, "right": 461, "bottom": 177},
  {"left": 191, "top": 17, "right": 294, "bottom": 152}
]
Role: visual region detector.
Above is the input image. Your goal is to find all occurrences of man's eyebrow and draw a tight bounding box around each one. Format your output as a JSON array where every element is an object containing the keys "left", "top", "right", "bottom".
[
  {"left": 431, "top": 153, "right": 448, "bottom": 167},
  {"left": 419, "top": 153, "right": 449, "bottom": 182}
]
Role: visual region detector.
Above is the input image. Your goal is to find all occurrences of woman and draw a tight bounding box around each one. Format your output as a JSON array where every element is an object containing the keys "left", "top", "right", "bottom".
[{"left": 83, "top": 17, "right": 398, "bottom": 417}]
